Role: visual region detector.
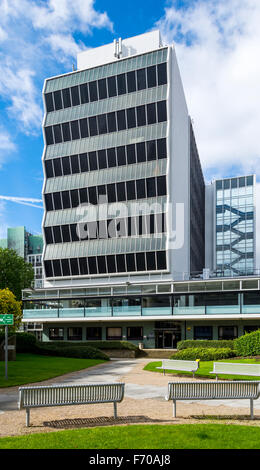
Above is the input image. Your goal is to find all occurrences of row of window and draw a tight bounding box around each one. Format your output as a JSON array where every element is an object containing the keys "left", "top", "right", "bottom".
[
  {"left": 24, "top": 292, "right": 260, "bottom": 310},
  {"left": 44, "top": 101, "right": 167, "bottom": 146},
  {"left": 216, "top": 176, "right": 254, "bottom": 190},
  {"left": 44, "top": 213, "right": 166, "bottom": 245},
  {"left": 44, "top": 63, "right": 167, "bottom": 113},
  {"left": 45, "top": 138, "right": 167, "bottom": 178},
  {"left": 44, "top": 251, "right": 167, "bottom": 278},
  {"left": 49, "top": 326, "right": 143, "bottom": 341},
  {"left": 44, "top": 175, "right": 167, "bottom": 211},
  {"left": 48, "top": 325, "right": 259, "bottom": 342},
  {"left": 194, "top": 326, "right": 246, "bottom": 340}
]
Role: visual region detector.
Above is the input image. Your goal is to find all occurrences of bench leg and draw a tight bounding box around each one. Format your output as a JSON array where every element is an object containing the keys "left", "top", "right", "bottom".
[
  {"left": 113, "top": 402, "right": 117, "bottom": 419},
  {"left": 26, "top": 408, "right": 30, "bottom": 427},
  {"left": 173, "top": 400, "right": 177, "bottom": 418},
  {"left": 250, "top": 399, "right": 254, "bottom": 420}
]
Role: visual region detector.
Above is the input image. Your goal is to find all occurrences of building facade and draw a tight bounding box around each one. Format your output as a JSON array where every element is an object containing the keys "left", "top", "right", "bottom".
[
  {"left": 22, "top": 31, "right": 259, "bottom": 347},
  {"left": 205, "top": 175, "right": 256, "bottom": 277},
  {"left": 22, "top": 276, "right": 260, "bottom": 348}
]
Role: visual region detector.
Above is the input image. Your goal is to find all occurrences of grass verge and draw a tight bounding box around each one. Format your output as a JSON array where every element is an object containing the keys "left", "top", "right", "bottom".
[
  {"left": 0, "top": 353, "right": 105, "bottom": 388},
  {"left": 1, "top": 424, "right": 260, "bottom": 449},
  {"left": 143, "top": 358, "right": 260, "bottom": 380}
]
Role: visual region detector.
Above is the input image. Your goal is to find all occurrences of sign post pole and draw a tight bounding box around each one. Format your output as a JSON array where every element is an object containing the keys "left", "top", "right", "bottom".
[
  {"left": 5, "top": 325, "right": 8, "bottom": 380},
  {"left": 0, "top": 314, "right": 14, "bottom": 381}
]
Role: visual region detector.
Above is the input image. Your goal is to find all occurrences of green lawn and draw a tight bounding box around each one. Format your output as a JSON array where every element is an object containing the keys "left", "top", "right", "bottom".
[
  {"left": 0, "top": 353, "right": 105, "bottom": 388},
  {"left": 144, "top": 358, "right": 260, "bottom": 380},
  {"left": 1, "top": 424, "right": 260, "bottom": 449}
]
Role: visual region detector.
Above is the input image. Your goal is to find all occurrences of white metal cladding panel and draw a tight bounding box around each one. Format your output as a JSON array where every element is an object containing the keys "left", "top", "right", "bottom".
[
  {"left": 44, "top": 196, "right": 167, "bottom": 226},
  {"left": 44, "top": 234, "right": 166, "bottom": 259},
  {"left": 44, "top": 122, "right": 167, "bottom": 159},
  {"left": 213, "top": 363, "right": 260, "bottom": 376},
  {"left": 45, "top": 159, "right": 167, "bottom": 193},
  {"left": 19, "top": 384, "right": 124, "bottom": 408},
  {"left": 45, "top": 86, "right": 167, "bottom": 126},
  {"left": 45, "top": 48, "right": 168, "bottom": 93},
  {"left": 168, "top": 382, "right": 260, "bottom": 399}
]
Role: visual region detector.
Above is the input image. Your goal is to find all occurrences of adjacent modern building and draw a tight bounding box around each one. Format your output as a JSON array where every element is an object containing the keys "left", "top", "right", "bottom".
[
  {"left": 22, "top": 31, "right": 259, "bottom": 348},
  {"left": 0, "top": 226, "right": 43, "bottom": 288},
  {"left": 205, "top": 175, "right": 256, "bottom": 278}
]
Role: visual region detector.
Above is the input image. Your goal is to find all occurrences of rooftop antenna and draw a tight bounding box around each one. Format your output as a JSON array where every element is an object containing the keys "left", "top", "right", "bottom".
[
  {"left": 114, "top": 38, "right": 122, "bottom": 59},
  {"left": 72, "top": 63, "right": 76, "bottom": 71}
]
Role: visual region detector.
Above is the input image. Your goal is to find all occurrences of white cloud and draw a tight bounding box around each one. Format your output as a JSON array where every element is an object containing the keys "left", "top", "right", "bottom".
[
  {"left": 0, "top": 0, "right": 113, "bottom": 133},
  {"left": 157, "top": 0, "right": 260, "bottom": 180}
]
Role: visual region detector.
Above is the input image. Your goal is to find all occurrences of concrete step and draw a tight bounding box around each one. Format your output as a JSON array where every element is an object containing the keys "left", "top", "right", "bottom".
[{"left": 139, "top": 349, "right": 178, "bottom": 359}]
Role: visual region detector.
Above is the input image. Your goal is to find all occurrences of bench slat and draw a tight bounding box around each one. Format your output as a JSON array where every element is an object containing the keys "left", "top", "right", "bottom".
[
  {"left": 211, "top": 362, "right": 260, "bottom": 377},
  {"left": 19, "top": 383, "right": 125, "bottom": 409}
]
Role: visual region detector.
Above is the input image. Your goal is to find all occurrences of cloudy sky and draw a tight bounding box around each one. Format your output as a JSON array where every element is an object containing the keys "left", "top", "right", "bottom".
[{"left": 0, "top": 0, "right": 259, "bottom": 257}]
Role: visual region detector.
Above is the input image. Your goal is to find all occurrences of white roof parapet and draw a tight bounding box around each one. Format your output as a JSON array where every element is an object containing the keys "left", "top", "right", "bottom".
[{"left": 77, "top": 30, "right": 163, "bottom": 71}]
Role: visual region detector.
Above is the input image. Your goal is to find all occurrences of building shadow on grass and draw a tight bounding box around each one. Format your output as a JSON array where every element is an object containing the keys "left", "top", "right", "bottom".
[{"left": 43, "top": 415, "right": 173, "bottom": 429}]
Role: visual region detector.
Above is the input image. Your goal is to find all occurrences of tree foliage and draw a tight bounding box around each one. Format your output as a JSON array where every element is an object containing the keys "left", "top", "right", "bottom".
[
  {"left": 0, "top": 288, "right": 22, "bottom": 331},
  {"left": 0, "top": 248, "right": 34, "bottom": 301}
]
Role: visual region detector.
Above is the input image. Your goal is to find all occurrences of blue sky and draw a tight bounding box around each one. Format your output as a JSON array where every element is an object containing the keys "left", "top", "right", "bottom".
[{"left": 0, "top": 0, "right": 260, "bottom": 243}]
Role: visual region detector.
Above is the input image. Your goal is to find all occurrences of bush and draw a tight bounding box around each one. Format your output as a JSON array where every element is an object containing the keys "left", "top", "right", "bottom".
[
  {"left": 36, "top": 343, "right": 109, "bottom": 361},
  {"left": 177, "top": 340, "right": 235, "bottom": 350},
  {"left": 16, "top": 332, "right": 37, "bottom": 352},
  {"left": 43, "top": 340, "right": 139, "bottom": 351},
  {"left": 171, "top": 347, "right": 236, "bottom": 361},
  {"left": 0, "top": 332, "right": 37, "bottom": 352},
  {"left": 234, "top": 329, "right": 260, "bottom": 357}
]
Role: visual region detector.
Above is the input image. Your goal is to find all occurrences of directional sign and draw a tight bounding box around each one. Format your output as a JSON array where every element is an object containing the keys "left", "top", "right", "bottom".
[{"left": 0, "top": 315, "right": 14, "bottom": 325}]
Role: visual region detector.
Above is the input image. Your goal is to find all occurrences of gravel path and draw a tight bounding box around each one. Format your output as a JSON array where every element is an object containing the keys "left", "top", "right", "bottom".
[{"left": 0, "top": 358, "right": 260, "bottom": 438}]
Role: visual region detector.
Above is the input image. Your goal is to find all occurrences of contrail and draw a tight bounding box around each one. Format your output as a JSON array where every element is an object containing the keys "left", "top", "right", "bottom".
[{"left": 0, "top": 195, "right": 43, "bottom": 209}]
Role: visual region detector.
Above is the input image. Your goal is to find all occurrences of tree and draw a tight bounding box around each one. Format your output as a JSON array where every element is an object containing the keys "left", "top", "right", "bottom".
[
  {"left": 0, "top": 248, "right": 34, "bottom": 301},
  {"left": 0, "top": 288, "right": 22, "bottom": 332}
]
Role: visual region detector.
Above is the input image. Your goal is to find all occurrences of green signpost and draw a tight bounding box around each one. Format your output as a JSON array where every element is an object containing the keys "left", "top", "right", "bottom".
[
  {"left": 0, "top": 315, "right": 14, "bottom": 326},
  {"left": 0, "top": 314, "right": 14, "bottom": 380}
]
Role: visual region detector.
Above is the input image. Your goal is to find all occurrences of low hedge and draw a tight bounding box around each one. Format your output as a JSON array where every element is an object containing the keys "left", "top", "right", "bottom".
[
  {"left": 43, "top": 340, "right": 139, "bottom": 351},
  {"left": 234, "top": 329, "right": 260, "bottom": 357},
  {"left": 16, "top": 333, "right": 37, "bottom": 352},
  {"left": 36, "top": 343, "right": 109, "bottom": 361},
  {"left": 0, "top": 332, "right": 37, "bottom": 352},
  {"left": 177, "top": 340, "right": 235, "bottom": 350},
  {"left": 171, "top": 347, "right": 236, "bottom": 361}
]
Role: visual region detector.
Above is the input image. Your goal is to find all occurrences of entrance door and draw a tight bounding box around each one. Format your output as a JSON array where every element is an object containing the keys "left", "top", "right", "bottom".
[{"left": 163, "top": 331, "right": 173, "bottom": 348}]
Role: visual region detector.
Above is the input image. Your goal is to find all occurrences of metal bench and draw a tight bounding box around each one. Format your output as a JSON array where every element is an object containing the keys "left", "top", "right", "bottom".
[
  {"left": 165, "top": 381, "right": 260, "bottom": 419},
  {"left": 18, "top": 383, "right": 125, "bottom": 427},
  {"left": 156, "top": 359, "right": 200, "bottom": 378},
  {"left": 210, "top": 362, "right": 260, "bottom": 380}
]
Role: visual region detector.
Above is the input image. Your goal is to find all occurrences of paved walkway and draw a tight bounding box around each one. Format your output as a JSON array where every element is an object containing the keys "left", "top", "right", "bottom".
[{"left": 1, "top": 357, "right": 260, "bottom": 411}]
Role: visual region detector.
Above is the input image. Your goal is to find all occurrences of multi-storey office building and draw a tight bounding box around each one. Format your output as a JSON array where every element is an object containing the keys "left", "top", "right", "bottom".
[
  {"left": 42, "top": 30, "right": 205, "bottom": 285},
  {"left": 22, "top": 31, "right": 259, "bottom": 348},
  {"left": 205, "top": 175, "right": 256, "bottom": 277}
]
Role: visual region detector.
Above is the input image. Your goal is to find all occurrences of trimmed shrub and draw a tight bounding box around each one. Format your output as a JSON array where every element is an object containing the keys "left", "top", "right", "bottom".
[
  {"left": 0, "top": 332, "right": 37, "bottom": 352},
  {"left": 43, "top": 340, "right": 139, "bottom": 351},
  {"left": 177, "top": 340, "right": 235, "bottom": 350},
  {"left": 171, "top": 347, "right": 236, "bottom": 361},
  {"left": 36, "top": 343, "right": 109, "bottom": 361},
  {"left": 234, "top": 329, "right": 260, "bottom": 357},
  {"left": 16, "top": 332, "right": 37, "bottom": 352}
]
